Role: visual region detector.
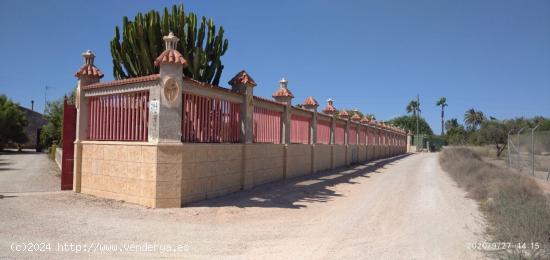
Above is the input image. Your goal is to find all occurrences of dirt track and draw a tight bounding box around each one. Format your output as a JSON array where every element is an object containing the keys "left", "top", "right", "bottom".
[
  {"left": 0, "top": 150, "right": 59, "bottom": 193},
  {"left": 0, "top": 153, "right": 485, "bottom": 259}
]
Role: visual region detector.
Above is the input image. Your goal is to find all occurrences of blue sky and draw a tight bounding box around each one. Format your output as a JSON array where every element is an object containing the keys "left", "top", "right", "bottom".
[{"left": 1, "top": 0, "right": 549, "bottom": 134}]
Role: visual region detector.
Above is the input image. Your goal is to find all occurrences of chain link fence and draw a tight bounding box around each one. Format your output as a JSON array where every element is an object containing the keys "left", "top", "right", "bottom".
[{"left": 508, "top": 129, "right": 550, "bottom": 181}]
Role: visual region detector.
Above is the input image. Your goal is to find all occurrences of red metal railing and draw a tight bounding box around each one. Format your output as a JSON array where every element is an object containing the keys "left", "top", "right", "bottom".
[
  {"left": 182, "top": 93, "right": 241, "bottom": 143},
  {"left": 367, "top": 128, "right": 373, "bottom": 145},
  {"left": 88, "top": 91, "right": 149, "bottom": 141},
  {"left": 349, "top": 127, "right": 357, "bottom": 144},
  {"left": 290, "top": 114, "right": 310, "bottom": 144},
  {"left": 317, "top": 119, "right": 331, "bottom": 144},
  {"left": 253, "top": 106, "right": 282, "bottom": 143},
  {"left": 359, "top": 127, "right": 367, "bottom": 145},
  {"left": 334, "top": 122, "right": 345, "bottom": 145}
]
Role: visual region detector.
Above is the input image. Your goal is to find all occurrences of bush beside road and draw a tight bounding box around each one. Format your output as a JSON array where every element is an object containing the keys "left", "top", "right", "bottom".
[{"left": 440, "top": 147, "right": 550, "bottom": 258}]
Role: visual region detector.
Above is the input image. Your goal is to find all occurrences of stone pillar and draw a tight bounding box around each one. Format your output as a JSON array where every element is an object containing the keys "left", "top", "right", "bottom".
[
  {"left": 407, "top": 131, "right": 412, "bottom": 153},
  {"left": 351, "top": 111, "right": 361, "bottom": 145},
  {"left": 303, "top": 96, "right": 319, "bottom": 173},
  {"left": 339, "top": 110, "right": 350, "bottom": 145},
  {"left": 322, "top": 99, "right": 337, "bottom": 169},
  {"left": 338, "top": 110, "right": 349, "bottom": 164},
  {"left": 229, "top": 70, "right": 257, "bottom": 143},
  {"left": 302, "top": 96, "right": 319, "bottom": 144},
  {"left": 150, "top": 32, "right": 189, "bottom": 207},
  {"left": 272, "top": 78, "right": 294, "bottom": 144},
  {"left": 73, "top": 50, "right": 103, "bottom": 192},
  {"left": 151, "top": 32, "right": 186, "bottom": 143}
]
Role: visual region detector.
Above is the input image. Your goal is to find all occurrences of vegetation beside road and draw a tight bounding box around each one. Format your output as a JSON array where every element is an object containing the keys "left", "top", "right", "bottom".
[
  {"left": 0, "top": 94, "right": 28, "bottom": 150},
  {"left": 440, "top": 147, "right": 550, "bottom": 258}
]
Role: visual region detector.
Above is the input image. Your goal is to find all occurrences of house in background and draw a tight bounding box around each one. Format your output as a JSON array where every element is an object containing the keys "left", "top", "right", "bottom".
[{"left": 17, "top": 105, "right": 47, "bottom": 150}]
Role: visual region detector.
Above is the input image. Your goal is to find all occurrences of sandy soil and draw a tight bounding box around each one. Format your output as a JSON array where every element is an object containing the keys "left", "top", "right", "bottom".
[{"left": 0, "top": 153, "right": 485, "bottom": 259}]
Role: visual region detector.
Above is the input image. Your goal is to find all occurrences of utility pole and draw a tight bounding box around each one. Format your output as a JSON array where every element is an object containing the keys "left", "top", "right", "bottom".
[
  {"left": 416, "top": 94, "right": 420, "bottom": 149},
  {"left": 44, "top": 85, "right": 55, "bottom": 113},
  {"left": 531, "top": 124, "right": 540, "bottom": 176}
]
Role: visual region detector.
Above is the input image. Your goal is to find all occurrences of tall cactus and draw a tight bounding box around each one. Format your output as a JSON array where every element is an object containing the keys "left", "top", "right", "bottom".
[{"left": 110, "top": 4, "right": 229, "bottom": 85}]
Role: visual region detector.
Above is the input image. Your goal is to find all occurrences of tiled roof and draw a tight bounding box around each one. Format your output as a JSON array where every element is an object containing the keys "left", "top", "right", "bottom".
[
  {"left": 254, "top": 95, "right": 286, "bottom": 107},
  {"left": 322, "top": 103, "right": 336, "bottom": 114},
  {"left": 272, "top": 87, "right": 294, "bottom": 98},
  {"left": 182, "top": 77, "right": 238, "bottom": 95},
  {"left": 75, "top": 64, "right": 104, "bottom": 78},
  {"left": 228, "top": 70, "right": 257, "bottom": 87},
  {"left": 83, "top": 74, "right": 160, "bottom": 90},
  {"left": 303, "top": 96, "right": 319, "bottom": 106},
  {"left": 339, "top": 110, "right": 349, "bottom": 118},
  {"left": 154, "top": 49, "right": 187, "bottom": 67}
]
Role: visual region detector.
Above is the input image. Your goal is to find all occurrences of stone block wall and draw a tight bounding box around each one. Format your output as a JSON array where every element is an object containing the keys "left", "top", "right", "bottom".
[
  {"left": 80, "top": 141, "right": 406, "bottom": 208},
  {"left": 358, "top": 145, "right": 367, "bottom": 162},
  {"left": 313, "top": 144, "right": 332, "bottom": 173},
  {"left": 181, "top": 144, "right": 243, "bottom": 205},
  {"left": 243, "top": 144, "right": 285, "bottom": 188},
  {"left": 286, "top": 144, "right": 312, "bottom": 178},
  {"left": 333, "top": 145, "right": 347, "bottom": 168},
  {"left": 80, "top": 142, "right": 182, "bottom": 208},
  {"left": 371, "top": 146, "right": 377, "bottom": 160}
]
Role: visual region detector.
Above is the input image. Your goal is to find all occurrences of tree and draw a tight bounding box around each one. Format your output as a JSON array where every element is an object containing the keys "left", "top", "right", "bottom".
[
  {"left": 464, "top": 108, "right": 485, "bottom": 130},
  {"left": 406, "top": 98, "right": 422, "bottom": 136},
  {"left": 406, "top": 100, "right": 421, "bottom": 116},
  {"left": 0, "top": 95, "right": 28, "bottom": 150},
  {"left": 444, "top": 118, "right": 467, "bottom": 145},
  {"left": 387, "top": 115, "right": 433, "bottom": 135},
  {"left": 478, "top": 119, "right": 509, "bottom": 157},
  {"left": 436, "top": 97, "right": 447, "bottom": 136},
  {"left": 110, "top": 4, "right": 229, "bottom": 85},
  {"left": 445, "top": 118, "right": 460, "bottom": 132},
  {"left": 40, "top": 99, "right": 63, "bottom": 149}
]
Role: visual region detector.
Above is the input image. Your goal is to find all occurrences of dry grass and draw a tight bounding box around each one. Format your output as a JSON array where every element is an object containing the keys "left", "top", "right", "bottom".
[{"left": 440, "top": 147, "right": 550, "bottom": 259}]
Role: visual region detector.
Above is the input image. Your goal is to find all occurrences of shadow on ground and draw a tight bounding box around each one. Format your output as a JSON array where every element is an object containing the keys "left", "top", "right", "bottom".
[{"left": 189, "top": 153, "right": 412, "bottom": 209}]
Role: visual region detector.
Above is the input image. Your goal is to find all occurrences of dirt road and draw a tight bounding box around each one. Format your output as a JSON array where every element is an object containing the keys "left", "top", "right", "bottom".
[
  {"left": 0, "top": 153, "right": 484, "bottom": 259},
  {"left": 0, "top": 150, "right": 59, "bottom": 193}
]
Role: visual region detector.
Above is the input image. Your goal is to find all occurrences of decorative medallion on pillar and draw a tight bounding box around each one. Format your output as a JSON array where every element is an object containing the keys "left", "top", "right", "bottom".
[{"left": 163, "top": 78, "right": 180, "bottom": 104}]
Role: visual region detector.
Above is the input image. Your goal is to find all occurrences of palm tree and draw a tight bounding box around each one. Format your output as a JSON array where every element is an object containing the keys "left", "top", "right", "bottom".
[
  {"left": 406, "top": 100, "right": 421, "bottom": 116},
  {"left": 464, "top": 108, "right": 485, "bottom": 130},
  {"left": 436, "top": 97, "right": 448, "bottom": 136},
  {"left": 406, "top": 97, "right": 421, "bottom": 137}
]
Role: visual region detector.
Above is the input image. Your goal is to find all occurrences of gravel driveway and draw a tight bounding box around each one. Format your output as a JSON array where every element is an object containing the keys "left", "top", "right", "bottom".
[
  {"left": 0, "top": 153, "right": 485, "bottom": 259},
  {"left": 0, "top": 149, "right": 59, "bottom": 193}
]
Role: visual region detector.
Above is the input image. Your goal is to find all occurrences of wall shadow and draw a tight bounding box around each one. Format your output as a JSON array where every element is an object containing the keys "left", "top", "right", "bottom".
[{"left": 188, "top": 153, "right": 412, "bottom": 209}]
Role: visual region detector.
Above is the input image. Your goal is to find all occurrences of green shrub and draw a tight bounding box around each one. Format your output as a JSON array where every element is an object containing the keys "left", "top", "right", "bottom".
[{"left": 49, "top": 144, "right": 57, "bottom": 160}]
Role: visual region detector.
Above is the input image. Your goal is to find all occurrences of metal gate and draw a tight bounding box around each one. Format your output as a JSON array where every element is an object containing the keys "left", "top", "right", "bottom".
[{"left": 61, "top": 98, "right": 76, "bottom": 190}]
